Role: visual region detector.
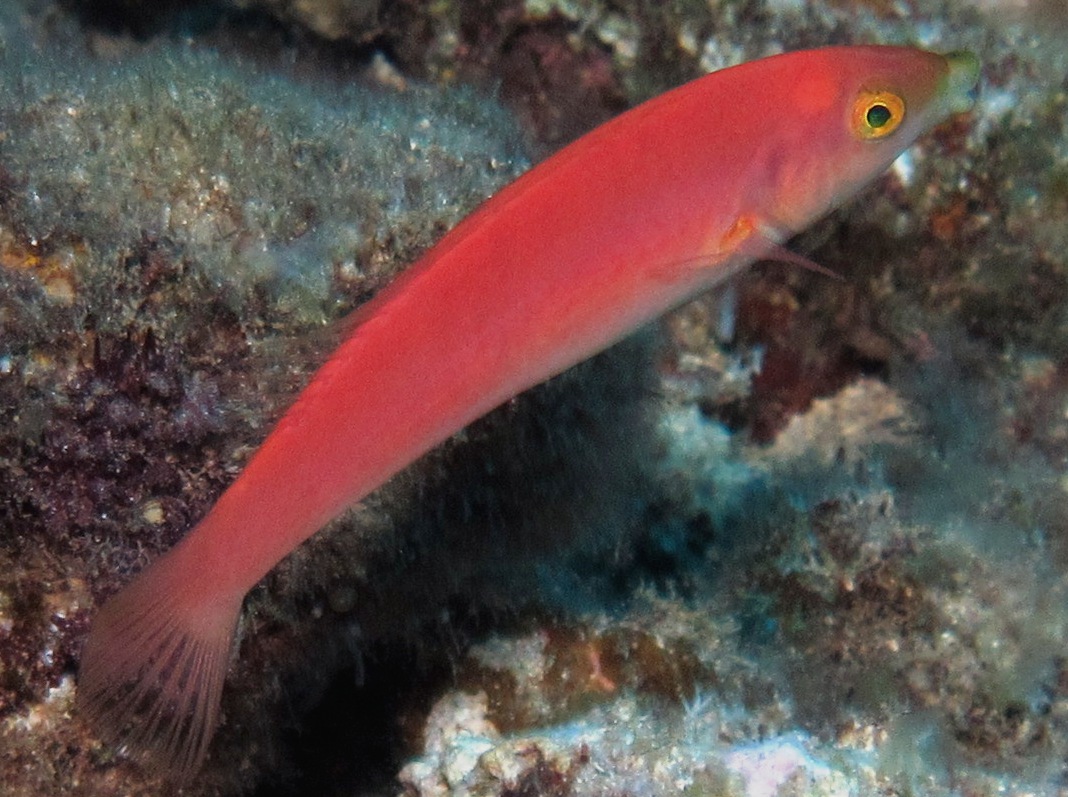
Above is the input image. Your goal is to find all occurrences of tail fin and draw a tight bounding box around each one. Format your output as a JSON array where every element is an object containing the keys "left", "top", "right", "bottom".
[{"left": 77, "top": 550, "right": 242, "bottom": 780}]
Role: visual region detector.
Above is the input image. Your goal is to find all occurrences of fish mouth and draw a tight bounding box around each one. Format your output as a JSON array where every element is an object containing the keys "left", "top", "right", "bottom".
[{"left": 942, "top": 51, "right": 980, "bottom": 114}]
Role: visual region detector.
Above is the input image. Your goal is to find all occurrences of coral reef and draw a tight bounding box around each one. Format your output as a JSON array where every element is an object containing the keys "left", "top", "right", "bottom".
[{"left": 2, "top": 0, "right": 1068, "bottom": 795}]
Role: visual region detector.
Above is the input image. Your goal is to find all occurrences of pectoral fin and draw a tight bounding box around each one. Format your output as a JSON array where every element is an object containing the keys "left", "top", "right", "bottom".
[{"left": 723, "top": 215, "right": 843, "bottom": 281}]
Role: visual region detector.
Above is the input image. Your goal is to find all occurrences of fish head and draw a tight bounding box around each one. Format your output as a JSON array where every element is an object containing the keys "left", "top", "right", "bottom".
[{"left": 755, "top": 46, "right": 979, "bottom": 236}]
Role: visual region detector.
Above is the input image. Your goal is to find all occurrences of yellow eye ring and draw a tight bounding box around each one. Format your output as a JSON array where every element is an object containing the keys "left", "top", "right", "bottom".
[{"left": 851, "top": 90, "right": 906, "bottom": 140}]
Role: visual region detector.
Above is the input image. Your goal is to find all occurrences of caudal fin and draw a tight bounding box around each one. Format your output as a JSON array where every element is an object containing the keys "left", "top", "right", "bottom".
[{"left": 77, "top": 552, "right": 242, "bottom": 780}]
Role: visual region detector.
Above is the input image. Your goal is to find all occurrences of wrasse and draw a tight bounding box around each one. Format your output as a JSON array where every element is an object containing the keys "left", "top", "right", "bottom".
[{"left": 77, "top": 45, "right": 979, "bottom": 778}]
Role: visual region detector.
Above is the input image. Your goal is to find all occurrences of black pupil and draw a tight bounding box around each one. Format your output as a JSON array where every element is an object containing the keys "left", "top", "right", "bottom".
[{"left": 867, "top": 103, "right": 893, "bottom": 128}]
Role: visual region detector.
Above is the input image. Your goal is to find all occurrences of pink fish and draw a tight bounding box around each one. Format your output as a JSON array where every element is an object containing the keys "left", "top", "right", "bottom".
[{"left": 77, "top": 45, "right": 979, "bottom": 777}]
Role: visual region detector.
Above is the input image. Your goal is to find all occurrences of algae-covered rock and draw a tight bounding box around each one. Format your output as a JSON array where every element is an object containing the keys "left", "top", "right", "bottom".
[{"left": 4, "top": 0, "right": 1068, "bottom": 795}]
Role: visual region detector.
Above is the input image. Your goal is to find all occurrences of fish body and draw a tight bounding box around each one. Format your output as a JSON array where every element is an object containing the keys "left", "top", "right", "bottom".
[{"left": 77, "top": 45, "right": 979, "bottom": 777}]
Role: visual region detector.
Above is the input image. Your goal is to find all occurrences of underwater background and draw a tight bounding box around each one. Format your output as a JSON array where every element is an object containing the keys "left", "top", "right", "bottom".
[{"left": 1, "top": 0, "right": 1067, "bottom": 795}]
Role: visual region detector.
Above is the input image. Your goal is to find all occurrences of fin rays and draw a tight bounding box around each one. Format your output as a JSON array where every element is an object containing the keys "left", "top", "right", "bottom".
[{"left": 77, "top": 556, "right": 241, "bottom": 781}]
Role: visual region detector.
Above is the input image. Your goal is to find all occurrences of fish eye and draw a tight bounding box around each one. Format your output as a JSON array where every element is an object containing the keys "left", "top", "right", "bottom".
[{"left": 851, "top": 90, "right": 906, "bottom": 140}]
